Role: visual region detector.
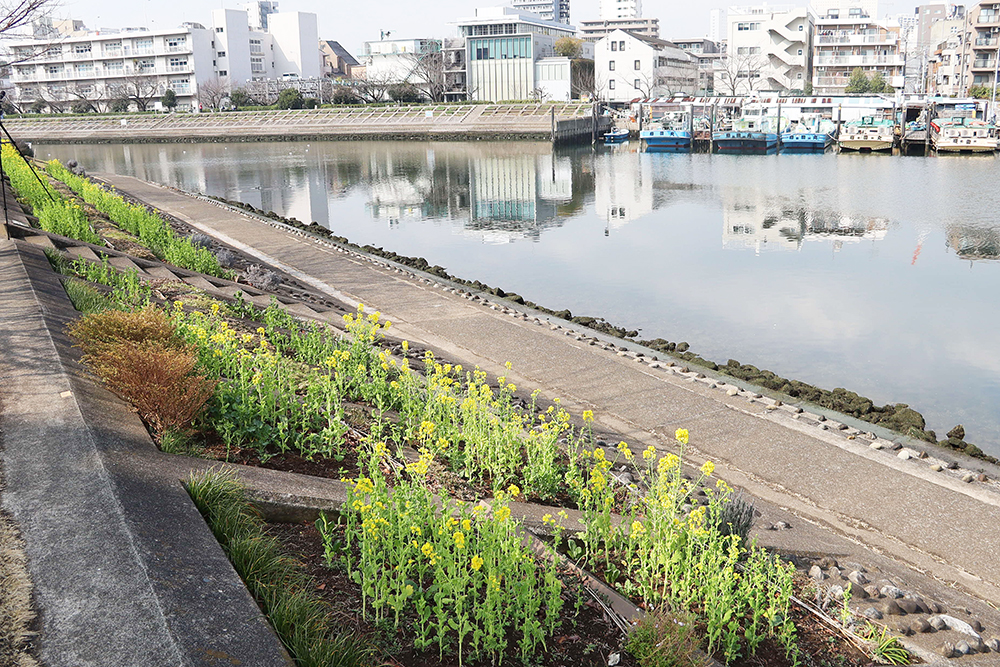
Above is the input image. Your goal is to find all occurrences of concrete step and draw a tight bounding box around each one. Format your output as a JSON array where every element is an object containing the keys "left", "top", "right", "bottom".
[
  {"left": 248, "top": 294, "right": 275, "bottom": 308},
  {"left": 108, "top": 256, "right": 142, "bottom": 272},
  {"left": 144, "top": 266, "right": 181, "bottom": 281},
  {"left": 64, "top": 245, "right": 101, "bottom": 262},
  {"left": 22, "top": 234, "right": 56, "bottom": 249},
  {"left": 181, "top": 276, "right": 219, "bottom": 292},
  {"left": 282, "top": 302, "right": 320, "bottom": 317},
  {"left": 211, "top": 286, "right": 244, "bottom": 299}
]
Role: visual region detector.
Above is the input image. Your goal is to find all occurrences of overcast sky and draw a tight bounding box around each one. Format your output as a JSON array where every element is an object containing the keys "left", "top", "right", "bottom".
[{"left": 58, "top": 0, "right": 899, "bottom": 58}]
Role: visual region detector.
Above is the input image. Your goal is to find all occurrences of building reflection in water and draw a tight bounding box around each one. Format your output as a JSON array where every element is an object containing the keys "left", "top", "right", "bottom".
[
  {"left": 594, "top": 148, "right": 653, "bottom": 234},
  {"left": 721, "top": 192, "right": 889, "bottom": 255}
]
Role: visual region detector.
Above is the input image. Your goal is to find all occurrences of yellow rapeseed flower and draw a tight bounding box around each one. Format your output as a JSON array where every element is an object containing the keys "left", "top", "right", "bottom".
[
  {"left": 642, "top": 446, "right": 656, "bottom": 460},
  {"left": 453, "top": 531, "right": 465, "bottom": 549},
  {"left": 582, "top": 410, "right": 594, "bottom": 423},
  {"left": 675, "top": 428, "right": 690, "bottom": 445},
  {"left": 700, "top": 460, "right": 715, "bottom": 477},
  {"left": 471, "top": 555, "right": 484, "bottom": 571},
  {"left": 507, "top": 484, "right": 520, "bottom": 498},
  {"left": 495, "top": 506, "right": 511, "bottom": 522},
  {"left": 462, "top": 518, "right": 471, "bottom": 532}
]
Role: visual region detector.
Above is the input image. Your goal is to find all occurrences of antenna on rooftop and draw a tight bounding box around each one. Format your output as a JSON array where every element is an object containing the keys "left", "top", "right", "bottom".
[{"left": 380, "top": 29, "right": 394, "bottom": 40}]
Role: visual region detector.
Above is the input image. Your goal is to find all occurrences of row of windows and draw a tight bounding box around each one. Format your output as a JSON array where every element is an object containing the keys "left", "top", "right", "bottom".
[
  {"left": 736, "top": 46, "right": 761, "bottom": 55},
  {"left": 469, "top": 37, "right": 531, "bottom": 61},
  {"left": 607, "top": 79, "right": 646, "bottom": 90},
  {"left": 737, "top": 22, "right": 761, "bottom": 31},
  {"left": 608, "top": 59, "right": 642, "bottom": 71},
  {"left": 609, "top": 40, "right": 627, "bottom": 51}
]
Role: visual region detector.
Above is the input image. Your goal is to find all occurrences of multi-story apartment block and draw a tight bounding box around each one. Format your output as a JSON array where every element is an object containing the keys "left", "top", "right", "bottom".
[
  {"left": 595, "top": 29, "right": 698, "bottom": 103},
  {"left": 963, "top": 2, "right": 1000, "bottom": 97},
  {"left": 361, "top": 37, "right": 441, "bottom": 89},
  {"left": 812, "top": 4, "right": 904, "bottom": 95},
  {"left": 511, "top": 0, "right": 571, "bottom": 24},
  {"left": 580, "top": 18, "right": 659, "bottom": 42},
  {"left": 929, "top": 30, "right": 966, "bottom": 95},
  {"left": 709, "top": 8, "right": 727, "bottom": 44},
  {"left": 244, "top": 1, "right": 278, "bottom": 31},
  {"left": 720, "top": 5, "right": 813, "bottom": 94},
  {"left": 452, "top": 7, "right": 587, "bottom": 102},
  {"left": 600, "top": 0, "right": 642, "bottom": 20},
  {"left": 673, "top": 39, "right": 722, "bottom": 95},
  {"left": 8, "top": 8, "right": 319, "bottom": 112}
]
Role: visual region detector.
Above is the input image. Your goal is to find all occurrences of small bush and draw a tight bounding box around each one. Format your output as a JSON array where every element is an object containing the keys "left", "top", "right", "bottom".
[
  {"left": 84, "top": 341, "right": 217, "bottom": 434},
  {"left": 189, "top": 233, "right": 213, "bottom": 249},
  {"left": 711, "top": 491, "right": 755, "bottom": 544},
  {"left": 627, "top": 608, "right": 701, "bottom": 667},
  {"left": 244, "top": 264, "right": 282, "bottom": 291},
  {"left": 68, "top": 306, "right": 181, "bottom": 355},
  {"left": 215, "top": 248, "right": 238, "bottom": 268}
]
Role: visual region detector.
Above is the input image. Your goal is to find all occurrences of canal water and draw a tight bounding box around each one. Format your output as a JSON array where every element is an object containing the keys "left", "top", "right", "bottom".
[{"left": 40, "top": 141, "right": 1000, "bottom": 456}]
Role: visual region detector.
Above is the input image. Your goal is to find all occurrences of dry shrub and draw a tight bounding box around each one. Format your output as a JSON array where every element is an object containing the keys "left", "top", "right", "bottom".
[
  {"left": 85, "top": 342, "right": 216, "bottom": 434},
  {"left": 68, "top": 306, "right": 181, "bottom": 356},
  {"left": 627, "top": 608, "right": 703, "bottom": 667}
]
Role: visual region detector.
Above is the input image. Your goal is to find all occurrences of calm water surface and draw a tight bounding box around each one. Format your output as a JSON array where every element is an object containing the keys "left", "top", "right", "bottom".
[{"left": 41, "top": 141, "right": 1000, "bottom": 455}]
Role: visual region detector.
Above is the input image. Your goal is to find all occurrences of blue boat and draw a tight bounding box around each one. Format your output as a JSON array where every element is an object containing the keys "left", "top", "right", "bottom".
[
  {"left": 603, "top": 128, "right": 630, "bottom": 144},
  {"left": 780, "top": 116, "right": 835, "bottom": 152},
  {"left": 713, "top": 106, "right": 782, "bottom": 154},
  {"left": 641, "top": 110, "right": 692, "bottom": 151}
]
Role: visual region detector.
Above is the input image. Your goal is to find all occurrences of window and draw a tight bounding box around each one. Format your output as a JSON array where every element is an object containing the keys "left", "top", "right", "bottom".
[
  {"left": 798, "top": 24, "right": 804, "bottom": 30},
  {"left": 609, "top": 60, "right": 615, "bottom": 70},
  {"left": 169, "top": 57, "right": 188, "bottom": 69},
  {"left": 619, "top": 40, "right": 625, "bottom": 50},
  {"left": 798, "top": 49, "right": 803, "bottom": 55},
  {"left": 166, "top": 36, "right": 186, "bottom": 49},
  {"left": 216, "top": 27, "right": 224, "bottom": 33},
  {"left": 251, "top": 55, "right": 264, "bottom": 72},
  {"left": 105, "top": 61, "right": 123, "bottom": 73},
  {"left": 737, "top": 22, "right": 761, "bottom": 31},
  {"left": 634, "top": 59, "right": 640, "bottom": 69},
  {"left": 611, "top": 41, "right": 617, "bottom": 51},
  {"left": 634, "top": 78, "right": 641, "bottom": 89},
  {"left": 219, "top": 70, "right": 227, "bottom": 76},
  {"left": 250, "top": 38, "right": 262, "bottom": 54},
  {"left": 136, "top": 58, "right": 154, "bottom": 72},
  {"left": 74, "top": 43, "right": 92, "bottom": 55},
  {"left": 737, "top": 46, "right": 760, "bottom": 55},
  {"left": 217, "top": 50, "right": 226, "bottom": 57},
  {"left": 609, "top": 79, "right": 615, "bottom": 89}
]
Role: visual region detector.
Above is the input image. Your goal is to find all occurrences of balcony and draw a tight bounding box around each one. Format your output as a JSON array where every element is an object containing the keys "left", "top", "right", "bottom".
[
  {"left": 167, "top": 64, "right": 191, "bottom": 72},
  {"left": 813, "top": 54, "right": 904, "bottom": 67},
  {"left": 102, "top": 49, "right": 123, "bottom": 58},
  {"left": 972, "top": 58, "right": 997, "bottom": 70},
  {"left": 814, "top": 76, "right": 850, "bottom": 86},
  {"left": 975, "top": 37, "right": 999, "bottom": 47},
  {"left": 816, "top": 34, "right": 897, "bottom": 46},
  {"left": 166, "top": 44, "right": 189, "bottom": 53},
  {"left": 978, "top": 14, "right": 1000, "bottom": 24}
]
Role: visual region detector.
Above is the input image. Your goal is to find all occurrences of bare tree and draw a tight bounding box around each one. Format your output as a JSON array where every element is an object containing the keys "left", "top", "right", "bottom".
[
  {"left": 716, "top": 52, "right": 766, "bottom": 96},
  {"left": 353, "top": 71, "right": 395, "bottom": 103},
  {"left": 196, "top": 76, "right": 229, "bottom": 111},
  {"left": 571, "top": 59, "right": 596, "bottom": 100},
  {"left": 0, "top": 0, "right": 54, "bottom": 35},
  {"left": 110, "top": 72, "right": 160, "bottom": 111},
  {"left": 400, "top": 51, "right": 445, "bottom": 102}
]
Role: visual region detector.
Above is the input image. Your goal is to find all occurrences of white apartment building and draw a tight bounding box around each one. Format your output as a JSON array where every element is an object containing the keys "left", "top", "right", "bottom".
[
  {"left": 244, "top": 1, "right": 278, "bottom": 31},
  {"left": 709, "top": 8, "right": 726, "bottom": 44},
  {"left": 580, "top": 17, "right": 659, "bottom": 42},
  {"left": 812, "top": 4, "right": 904, "bottom": 94},
  {"left": 929, "top": 29, "right": 965, "bottom": 95},
  {"left": 452, "top": 7, "right": 586, "bottom": 102},
  {"left": 511, "top": 0, "right": 571, "bottom": 24},
  {"left": 8, "top": 8, "right": 319, "bottom": 112},
  {"left": 719, "top": 5, "right": 813, "bottom": 94},
  {"left": 601, "top": 0, "right": 642, "bottom": 20},
  {"left": 595, "top": 29, "right": 698, "bottom": 103},
  {"left": 673, "top": 39, "right": 722, "bottom": 95}
]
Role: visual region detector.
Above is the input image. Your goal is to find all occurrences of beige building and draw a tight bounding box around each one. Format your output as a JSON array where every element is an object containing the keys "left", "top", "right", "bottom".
[
  {"left": 812, "top": 4, "right": 905, "bottom": 95},
  {"left": 962, "top": 2, "right": 1000, "bottom": 97},
  {"left": 580, "top": 18, "right": 660, "bottom": 42}
]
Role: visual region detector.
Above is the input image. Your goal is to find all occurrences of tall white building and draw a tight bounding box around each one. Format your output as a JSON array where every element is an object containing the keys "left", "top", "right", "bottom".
[
  {"left": 511, "top": 0, "right": 571, "bottom": 24},
  {"left": 601, "top": 0, "right": 642, "bottom": 20},
  {"left": 709, "top": 8, "right": 726, "bottom": 44},
  {"left": 8, "top": 8, "right": 320, "bottom": 112},
  {"left": 719, "top": 5, "right": 813, "bottom": 94},
  {"left": 581, "top": 17, "right": 659, "bottom": 42}
]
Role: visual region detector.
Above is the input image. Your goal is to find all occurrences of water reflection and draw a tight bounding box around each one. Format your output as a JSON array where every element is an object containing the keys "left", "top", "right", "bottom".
[
  {"left": 947, "top": 225, "right": 1000, "bottom": 261},
  {"left": 722, "top": 194, "right": 889, "bottom": 254}
]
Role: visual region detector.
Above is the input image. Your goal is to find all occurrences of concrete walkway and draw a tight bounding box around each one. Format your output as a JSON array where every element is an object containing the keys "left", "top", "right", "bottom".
[{"left": 98, "top": 173, "right": 1000, "bottom": 611}]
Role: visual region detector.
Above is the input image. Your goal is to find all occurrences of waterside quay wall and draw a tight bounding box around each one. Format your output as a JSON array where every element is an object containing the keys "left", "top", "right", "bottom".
[{"left": 3, "top": 103, "right": 611, "bottom": 145}]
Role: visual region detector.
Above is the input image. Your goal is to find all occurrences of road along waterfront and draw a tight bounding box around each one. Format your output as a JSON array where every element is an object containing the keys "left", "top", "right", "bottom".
[{"left": 39, "top": 140, "right": 1000, "bottom": 456}]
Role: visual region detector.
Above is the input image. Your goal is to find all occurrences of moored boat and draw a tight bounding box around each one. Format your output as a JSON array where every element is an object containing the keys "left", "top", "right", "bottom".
[
  {"left": 930, "top": 117, "right": 996, "bottom": 154},
  {"left": 837, "top": 116, "right": 895, "bottom": 152},
  {"left": 603, "top": 128, "right": 630, "bottom": 144},
  {"left": 780, "top": 115, "right": 835, "bottom": 152}
]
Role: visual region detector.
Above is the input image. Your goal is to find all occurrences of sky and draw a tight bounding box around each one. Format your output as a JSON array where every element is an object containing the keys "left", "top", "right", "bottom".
[{"left": 58, "top": 0, "right": 898, "bottom": 58}]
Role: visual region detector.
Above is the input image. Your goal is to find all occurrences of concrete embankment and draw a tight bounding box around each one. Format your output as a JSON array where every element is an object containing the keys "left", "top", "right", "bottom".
[
  {"left": 4, "top": 103, "right": 610, "bottom": 145},
  {"left": 97, "top": 174, "right": 1000, "bottom": 613}
]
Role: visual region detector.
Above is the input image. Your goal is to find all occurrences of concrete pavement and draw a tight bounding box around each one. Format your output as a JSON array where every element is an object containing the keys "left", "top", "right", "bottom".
[{"left": 97, "top": 173, "right": 1000, "bottom": 614}]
